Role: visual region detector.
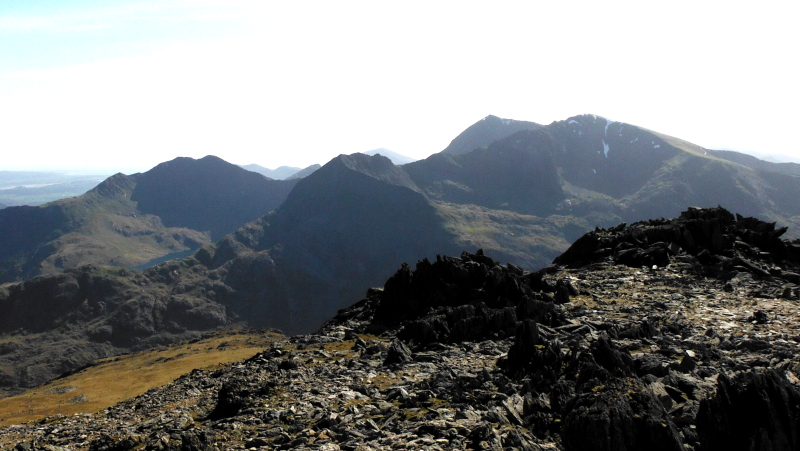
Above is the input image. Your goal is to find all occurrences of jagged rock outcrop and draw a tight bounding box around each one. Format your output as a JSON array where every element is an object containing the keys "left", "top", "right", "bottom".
[
  {"left": 555, "top": 206, "right": 800, "bottom": 278},
  {"left": 374, "top": 250, "right": 565, "bottom": 345},
  {"left": 696, "top": 369, "right": 800, "bottom": 451}
]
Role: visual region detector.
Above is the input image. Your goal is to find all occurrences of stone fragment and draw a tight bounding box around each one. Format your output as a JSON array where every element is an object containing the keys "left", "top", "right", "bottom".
[{"left": 384, "top": 340, "right": 413, "bottom": 365}]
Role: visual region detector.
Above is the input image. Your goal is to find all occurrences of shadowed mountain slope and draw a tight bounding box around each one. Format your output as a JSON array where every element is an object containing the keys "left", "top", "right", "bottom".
[
  {"left": 206, "top": 153, "right": 461, "bottom": 331},
  {"left": 405, "top": 129, "right": 564, "bottom": 214},
  {"left": 131, "top": 156, "right": 297, "bottom": 241}
]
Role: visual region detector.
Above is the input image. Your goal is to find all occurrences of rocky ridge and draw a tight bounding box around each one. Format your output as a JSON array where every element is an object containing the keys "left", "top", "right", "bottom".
[{"left": 2, "top": 207, "right": 800, "bottom": 450}]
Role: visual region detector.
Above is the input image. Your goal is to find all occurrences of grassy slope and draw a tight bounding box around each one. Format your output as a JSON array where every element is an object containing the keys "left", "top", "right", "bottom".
[
  {"left": 0, "top": 330, "right": 281, "bottom": 427},
  {"left": 39, "top": 212, "right": 209, "bottom": 273},
  {"left": 44, "top": 181, "right": 211, "bottom": 271},
  {"left": 435, "top": 202, "right": 589, "bottom": 269},
  {"left": 0, "top": 176, "right": 212, "bottom": 283}
]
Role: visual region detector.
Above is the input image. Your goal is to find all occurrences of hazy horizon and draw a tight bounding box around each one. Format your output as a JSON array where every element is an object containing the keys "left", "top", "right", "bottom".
[
  {"left": 1, "top": 1, "right": 797, "bottom": 173},
  {"left": 4, "top": 138, "right": 800, "bottom": 177}
]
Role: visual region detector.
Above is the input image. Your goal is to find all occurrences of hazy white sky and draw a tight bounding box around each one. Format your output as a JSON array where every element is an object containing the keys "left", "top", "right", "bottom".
[{"left": 1, "top": 1, "right": 797, "bottom": 173}]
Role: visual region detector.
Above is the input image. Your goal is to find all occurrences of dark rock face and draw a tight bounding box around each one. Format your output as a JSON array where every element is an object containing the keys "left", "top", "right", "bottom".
[
  {"left": 562, "top": 379, "right": 684, "bottom": 451},
  {"left": 696, "top": 369, "right": 800, "bottom": 451},
  {"left": 374, "top": 250, "right": 565, "bottom": 344}
]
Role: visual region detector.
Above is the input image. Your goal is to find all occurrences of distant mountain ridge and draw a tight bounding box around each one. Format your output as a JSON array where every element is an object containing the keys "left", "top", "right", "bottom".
[
  {"left": 0, "top": 156, "right": 297, "bottom": 283},
  {"left": 706, "top": 149, "right": 800, "bottom": 176},
  {"left": 240, "top": 163, "right": 322, "bottom": 180},
  {"left": 441, "top": 114, "right": 542, "bottom": 155},
  {"left": 239, "top": 164, "right": 300, "bottom": 180},
  {"left": 362, "top": 148, "right": 417, "bottom": 165},
  {"left": 286, "top": 164, "right": 321, "bottom": 180}
]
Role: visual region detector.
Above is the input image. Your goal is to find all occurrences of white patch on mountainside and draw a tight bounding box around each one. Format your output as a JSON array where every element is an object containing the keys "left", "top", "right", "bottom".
[
  {"left": 604, "top": 118, "right": 615, "bottom": 135},
  {"left": 568, "top": 119, "right": 580, "bottom": 125},
  {"left": 603, "top": 140, "right": 610, "bottom": 158}
]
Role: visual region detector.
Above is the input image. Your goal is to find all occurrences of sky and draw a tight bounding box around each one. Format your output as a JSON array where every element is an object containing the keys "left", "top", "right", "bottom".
[{"left": 1, "top": 1, "right": 798, "bottom": 174}]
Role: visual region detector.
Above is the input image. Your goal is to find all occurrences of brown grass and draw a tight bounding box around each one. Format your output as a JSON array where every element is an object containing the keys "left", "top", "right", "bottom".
[{"left": 0, "top": 330, "right": 282, "bottom": 427}]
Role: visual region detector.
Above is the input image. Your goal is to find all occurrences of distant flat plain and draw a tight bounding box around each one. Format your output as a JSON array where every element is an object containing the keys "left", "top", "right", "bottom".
[{"left": 0, "top": 171, "right": 111, "bottom": 207}]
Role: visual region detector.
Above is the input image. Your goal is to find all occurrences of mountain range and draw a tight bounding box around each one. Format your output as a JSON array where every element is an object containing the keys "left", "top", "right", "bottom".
[
  {"left": 2, "top": 113, "right": 800, "bottom": 395},
  {"left": 0, "top": 156, "right": 297, "bottom": 283}
]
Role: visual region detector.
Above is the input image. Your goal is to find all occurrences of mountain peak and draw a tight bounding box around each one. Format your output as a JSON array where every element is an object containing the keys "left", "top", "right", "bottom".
[
  {"left": 87, "top": 173, "right": 136, "bottom": 199},
  {"left": 323, "top": 153, "right": 419, "bottom": 191},
  {"left": 482, "top": 114, "right": 513, "bottom": 124},
  {"left": 442, "top": 114, "right": 541, "bottom": 155},
  {"left": 131, "top": 155, "right": 298, "bottom": 240}
]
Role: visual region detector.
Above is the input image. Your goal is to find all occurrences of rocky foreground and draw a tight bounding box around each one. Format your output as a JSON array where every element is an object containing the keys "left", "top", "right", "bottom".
[{"left": 2, "top": 207, "right": 800, "bottom": 450}]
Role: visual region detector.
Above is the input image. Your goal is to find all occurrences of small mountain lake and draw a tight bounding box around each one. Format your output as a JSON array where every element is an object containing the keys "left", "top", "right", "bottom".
[{"left": 131, "top": 249, "right": 198, "bottom": 270}]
